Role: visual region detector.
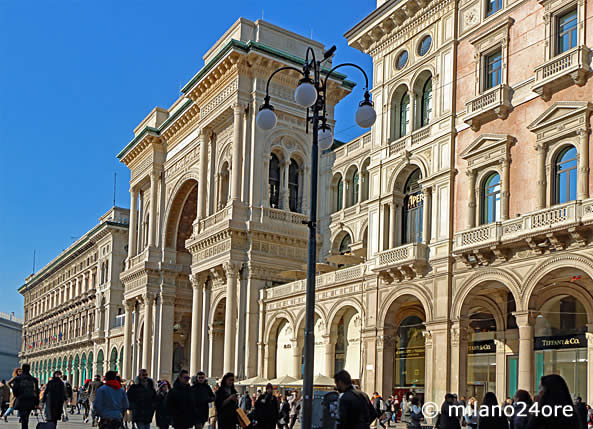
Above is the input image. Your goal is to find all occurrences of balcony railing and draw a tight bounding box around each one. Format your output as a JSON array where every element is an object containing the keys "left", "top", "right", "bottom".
[
  {"left": 261, "top": 207, "right": 308, "bottom": 225},
  {"left": 533, "top": 46, "right": 591, "bottom": 100},
  {"left": 334, "top": 131, "right": 371, "bottom": 160},
  {"left": 199, "top": 205, "right": 233, "bottom": 232},
  {"left": 464, "top": 84, "right": 512, "bottom": 131},
  {"left": 388, "top": 124, "right": 433, "bottom": 157},
  {"left": 454, "top": 199, "right": 593, "bottom": 255},
  {"left": 373, "top": 242, "right": 429, "bottom": 281}
]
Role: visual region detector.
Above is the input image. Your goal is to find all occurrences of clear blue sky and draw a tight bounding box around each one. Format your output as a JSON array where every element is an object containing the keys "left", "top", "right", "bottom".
[{"left": 0, "top": 0, "right": 375, "bottom": 316}]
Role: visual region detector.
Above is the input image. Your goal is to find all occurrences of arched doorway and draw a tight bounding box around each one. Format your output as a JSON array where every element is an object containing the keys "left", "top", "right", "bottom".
[
  {"left": 331, "top": 306, "right": 362, "bottom": 382},
  {"left": 110, "top": 347, "right": 118, "bottom": 371},
  {"left": 87, "top": 352, "right": 93, "bottom": 379},
  {"left": 266, "top": 318, "right": 294, "bottom": 379},
  {"left": 74, "top": 355, "right": 80, "bottom": 387},
  {"left": 96, "top": 350, "right": 104, "bottom": 377},
  {"left": 81, "top": 353, "right": 87, "bottom": 384}
]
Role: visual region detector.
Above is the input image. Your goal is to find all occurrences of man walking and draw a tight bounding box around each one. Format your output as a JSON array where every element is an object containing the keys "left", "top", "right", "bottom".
[
  {"left": 334, "top": 370, "right": 375, "bottom": 429},
  {"left": 88, "top": 375, "right": 103, "bottom": 427},
  {"left": 191, "top": 372, "right": 215, "bottom": 429},
  {"left": 166, "top": 370, "right": 195, "bottom": 429},
  {"left": 127, "top": 369, "right": 157, "bottom": 429},
  {"left": 43, "top": 371, "right": 66, "bottom": 426},
  {"left": 9, "top": 364, "right": 40, "bottom": 429},
  {"left": 0, "top": 380, "right": 10, "bottom": 418},
  {"left": 93, "top": 371, "right": 129, "bottom": 429}
]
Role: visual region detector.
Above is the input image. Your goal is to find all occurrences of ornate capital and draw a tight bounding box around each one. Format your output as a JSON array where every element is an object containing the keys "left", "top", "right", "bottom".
[
  {"left": 222, "top": 262, "right": 241, "bottom": 279},
  {"left": 190, "top": 272, "right": 209, "bottom": 289}
]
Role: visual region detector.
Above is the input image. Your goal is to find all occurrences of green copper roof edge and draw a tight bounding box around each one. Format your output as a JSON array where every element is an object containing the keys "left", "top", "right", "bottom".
[
  {"left": 157, "top": 99, "right": 194, "bottom": 133},
  {"left": 116, "top": 126, "right": 160, "bottom": 160},
  {"left": 18, "top": 221, "right": 128, "bottom": 293}
]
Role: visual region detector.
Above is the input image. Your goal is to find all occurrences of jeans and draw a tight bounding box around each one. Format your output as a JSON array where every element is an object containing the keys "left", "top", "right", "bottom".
[
  {"left": 18, "top": 409, "right": 32, "bottom": 429},
  {"left": 3, "top": 406, "right": 15, "bottom": 417},
  {"left": 136, "top": 422, "right": 151, "bottom": 429}
]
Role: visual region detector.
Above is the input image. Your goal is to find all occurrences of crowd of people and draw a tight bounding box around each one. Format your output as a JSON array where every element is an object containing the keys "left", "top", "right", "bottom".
[{"left": 1, "top": 365, "right": 592, "bottom": 429}]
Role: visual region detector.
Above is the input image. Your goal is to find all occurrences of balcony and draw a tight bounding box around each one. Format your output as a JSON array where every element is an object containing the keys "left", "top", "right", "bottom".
[
  {"left": 533, "top": 46, "right": 591, "bottom": 101},
  {"left": 453, "top": 198, "right": 593, "bottom": 265},
  {"left": 373, "top": 242, "right": 429, "bottom": 282},
  {"left": 388, "top": 124, "right": 433, "bottom": 157},
  {"left": 464, "top": 84, "right": 512, "bottom": 131}
]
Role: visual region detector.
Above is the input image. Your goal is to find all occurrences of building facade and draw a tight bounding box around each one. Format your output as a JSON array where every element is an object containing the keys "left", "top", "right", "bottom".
[
  {"left": 19, "top": 207, "right": 129, "bottom": 386},
  {"left": 0, "top": 312, "right": 22, "bottom": 380}
]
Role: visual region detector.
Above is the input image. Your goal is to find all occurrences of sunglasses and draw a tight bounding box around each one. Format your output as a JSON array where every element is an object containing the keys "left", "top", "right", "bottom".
[{"left": 183, "top": 376, "right": 190, "bottom": 380}]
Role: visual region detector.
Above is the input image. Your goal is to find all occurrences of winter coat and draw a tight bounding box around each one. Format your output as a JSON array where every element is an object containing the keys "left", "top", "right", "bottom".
[
  {"left": 155, "top": 390, "right": 171, "bottom": 428},
  {"left": 239, "top": 393, "right": 252, "bottom": 412},
  {"left": 438, "top": 402, "right": 461, "bottom": 429},
  {"left": 278, "top": 399, "right": 290, "bottom": 425},
  {"left": 0, "top": 384, "right": 10, "bottom": 402},
  {"left": 215, "top": 385, "right": 239, "bottom": 429},
  {"left": 93, "top": 381, "right": 129, "bottom": 420},
  {"left": 89, "top": 380, "right": 103, "bottom": 402},
  {"left": 191, "top": 382, "right": 215, "bottom": 424},
  {"left": 336, "top": 385, "right": 375, "bottom": 429},
  {"left": 509, "top": 402, "right": 529, "bottom": 429},
  {"left": 127, "top": 377, "right": 157, "bottom": 424},
  {"left": 166, "top": 380, "right": 195, "bottom": 429},
  {"left": 43, "top": 377, "right": 66, "bottom": 422},
  {"left": 254, "top": 393, "right": 279, "bottom": 429},
  {"left": 9, "top": 372, "right": 39, "bottom": 411}
]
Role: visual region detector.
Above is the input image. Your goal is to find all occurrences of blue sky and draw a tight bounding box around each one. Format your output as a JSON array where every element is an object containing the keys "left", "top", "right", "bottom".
[{"left": 0, "top": 0, "right": 375, "bottom": 316}]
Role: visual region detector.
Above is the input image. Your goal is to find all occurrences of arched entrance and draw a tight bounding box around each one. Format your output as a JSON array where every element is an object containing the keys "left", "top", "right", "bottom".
[
  {"left": 96, "top": 350, "right": 104, "bottom": 377},
  {"left": 330, "top": 306, "right": 362, "bottom": 382},
  {"left": 265, "top": 317, "right": 295, "bottom": 379},
  {"left": 110, "top": 347, "right": 118, "bottom": 371}
]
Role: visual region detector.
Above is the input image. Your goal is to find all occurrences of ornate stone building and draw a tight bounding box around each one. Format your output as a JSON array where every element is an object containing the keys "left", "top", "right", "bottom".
[{"left": 19, "top": 207, "right": 129, "bottom": 386}]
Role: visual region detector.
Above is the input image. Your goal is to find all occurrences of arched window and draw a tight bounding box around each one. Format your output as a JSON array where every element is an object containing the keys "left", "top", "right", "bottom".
[
  {"left": 339, "top": 234, "right": 352, "bottom": 254},
  {"left": 399, "top": 93, "right": 410, "bottom": 138},
  {"left": 554, "top": 146, "right": 577, "bottom": 204},
  {"left": 289, "top": 159, "right": 300, "bottom": 212},
  {"left": 335, "top": 177, "right": 344, "bottom": 212},
  {"left": 402, "top": 169, "right": 423, "bottom": 244},
  {"left": 269, "top": 154, "right": 280, "bottom": 208},
  {"left": 481, "top": 172, "right": 501, "bottom": 224},
  {"left": 219, "top": 162, "right": 230, "bottom": 209},
  {"left": 352, "top": 170, "right": 359, "bottom": 205},
  {"left": 361, "top": 159, "right": 370, "bottom": 202},
  {"left": 420, "top": 78, "right": 432, "bottom": 127}
]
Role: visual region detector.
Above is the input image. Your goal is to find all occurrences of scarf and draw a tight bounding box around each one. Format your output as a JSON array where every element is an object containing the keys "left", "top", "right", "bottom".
[{"left": 105, "top": 380, "right": 121, "bottom": 390}]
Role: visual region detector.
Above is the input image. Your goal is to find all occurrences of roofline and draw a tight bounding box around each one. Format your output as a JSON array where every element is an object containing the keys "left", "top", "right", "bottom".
[
  {"left": 18, "top": 220, "right": 129, "bottom": 294},
  {"left": 116, "top": 126, "right": 159, "bottom": 160},
  {"left": 344, "top": 0, "right": 400, "bottom": 41}
]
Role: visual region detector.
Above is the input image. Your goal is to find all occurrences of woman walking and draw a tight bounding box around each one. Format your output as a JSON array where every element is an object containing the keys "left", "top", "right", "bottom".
[
  {"left": 214, "top": 373, "right": 238, "bottom": 429},
  {"left": 43, "top": 371, "right": 66, "bottom": 427}
]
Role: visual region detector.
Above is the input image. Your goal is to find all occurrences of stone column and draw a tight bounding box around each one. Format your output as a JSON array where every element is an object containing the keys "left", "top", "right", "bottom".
[
  {"left": 324, "top": 337, "right": 335, "bottom": 377},
  {"left": 515, "top": 312, "right": 534, "bottom": 393},
  {"left": 148, "top": 171, "right": 159, "bottom": 247},
  {"left": 190, "top": 273, "right": 205, "bottom": 375},
  {"left": 422, "top": 186, "right": 432, "bottom": 244},
  {"left": 142, "top": 293, "right": 153, "bottom": 372},
  {"left": 578, "top": 129, "right": 590, "bottom": 201},
  {"left": 450, "top": 322, "right": 468, "bottom": 398},
  {"left": 151, "top": 296, "right": 161, "bottom": 377},
  {"left": 467, "top": 170, "right": 476, "bottom": 229},
  {"left": 501, "top": 159, "right": 510, "bottom": 220},
  {"left": 128, "top": 188, "right": 138, "bottom": 258},
  {"left": 536, "top": 143, "right": 547, "bottom": 210},
  {"left": 122, "top": 300, "right": 134, "bottom": 380},
  {"left": 495, "top": 332, "right": 507, "bottom": 402},
  {"left": 282, "top": 160, "right": 290, "bottom": 210},
  {"left": 231, "top": 103, "right": 243, "bottom": 201},
  {"left": 223, "top": 263, "right": 240, "bottom": 373},
  {"left": 389, "top": 202, "right": 396, "bottom": 248},
  {"left": 245, "top": 272, "right": 264, "bottom": 378},
  {"left": 291, "top": 340, "right": 301, "bottom": 379},
  {"left": 158, "top": 295, "right": 175, "bottom": 381},
  {"left": 201, "top": 284, "right": 211, "bottom": 373},
  {"left": 197, "top": 130, "right": 209, "bottom": 220}
]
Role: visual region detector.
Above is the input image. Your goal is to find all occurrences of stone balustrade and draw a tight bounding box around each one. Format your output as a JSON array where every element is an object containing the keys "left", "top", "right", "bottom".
[
  {"left": 533, "top": 45, "right": 591, "bottom": 100},
  {"left": 464, "top": 84, "right": 512, "bottom": 131}
]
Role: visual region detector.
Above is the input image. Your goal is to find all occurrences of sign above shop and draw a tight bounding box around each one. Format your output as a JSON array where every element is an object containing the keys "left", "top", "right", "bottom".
[
  {"left": 534, "top": 334, "right": 587, "bottom": 350},
  {"left": 468, "top": 339, "right": 496, "bottom": 354}
]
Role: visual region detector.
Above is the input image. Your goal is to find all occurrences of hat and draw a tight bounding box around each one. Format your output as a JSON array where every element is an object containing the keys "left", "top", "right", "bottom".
[{"left": 158, "top": 381, "right": 167, "bottom": 389}]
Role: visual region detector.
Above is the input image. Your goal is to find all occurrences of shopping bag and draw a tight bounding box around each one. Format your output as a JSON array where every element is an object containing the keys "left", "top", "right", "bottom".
[{"left": 236, "top": 408, "right": 250, "bottom": 428}]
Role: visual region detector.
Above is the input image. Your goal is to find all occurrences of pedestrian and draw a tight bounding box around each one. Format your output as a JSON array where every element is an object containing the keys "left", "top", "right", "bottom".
[
  {"left": 166, "top": 370, "right": 195, "bottom": 429},
  {"left": 191, "top": 372, "right": 215, "bottom": 429},
  {"left": 127, "top": 369, "right": 157, "bottom": 429},
  {"left": 0, "top": 380, "right": 10, "bottom": 418},
  {"left": 215, "top": 373, "right": 238, "bottom": 429},
  {"left": 88, "top": 374, "right": 103, "bottom": 427},
  {"left": 43, "top": 370, "right": 66, "bottom": 426},
  {"left": 334, "top": 369, "right": 375, "bottom": 429},
  {"left": 400, "top": 394, "right": 412, "bottom": 426},
  {"left": 463, "top": 397, "right": 478, "bottom": 429},
  {"left": 437, "top": 393, "right": 461, "bottom": 429},
  {"left": 61, "top": 375, "right": 72, "bottom": 422},
  {"left": 154, "top": 381, "right": 171, "bottom": 429},
  {"left": 477, "top": 392, "right": 508, "bottom": 429},
  {"left": 79, "top": 383, "right": 90, "bottom": 423},
  {"left": 288, "top": 391, "right": 299, "bottom": 429},
  {"left": 278, "top": 393, "right": 290, "bottom": 429},
  {"left": 254, "top": 383, "right": 279, "bottom": 429},
  {"left": 586, "top": 405, "right": 593, "bottom": 428},
  {"left": 408, "top": 397, "right": 423, "bottom": 429},
  {"left": 9, "top": 363, "right": 40, "bottom": 429},
  {"left": 93, "top": 370, "right": 129, "bottom": 429},
  {"left": 510, "top": 390, "right": 531, "bottom": 429},
  {"left": 526, "top": 375, "right": 580, "bottom": 429},
  {"left": 2, "top": 368, "right": 22, "bottom": 421},
  {"left": 576, "top": 397, "right": 588, "bottom": 429},
  {"left": 391, "top": 396, "right": 400, "bottom": 424},
  {"left": 239, "top": 391, "right": 252, "bottom": 413}
]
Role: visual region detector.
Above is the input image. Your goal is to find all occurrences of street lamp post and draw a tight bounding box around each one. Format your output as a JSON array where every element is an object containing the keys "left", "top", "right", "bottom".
[{"left": 256, "top": 45, "right": 376, "bottom": 429}]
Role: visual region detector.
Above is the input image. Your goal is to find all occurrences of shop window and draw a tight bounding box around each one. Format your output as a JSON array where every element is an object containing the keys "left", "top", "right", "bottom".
[
  {"left": 402, "top": 169, "right": 423, "bottom": 244},
  {"left": 269, "top": 154, "right": 280, "bottom": 208},
  {"left": 288, "top": 159, "right": 300, "bottom": 212},
  {"left": 481, "top": 172, "right": 501, "bottom": 224},
  {"left": 556, "top": 9, "right": 577, "bottom": 55},
  {"left": 394, "top": 315, "right": 425, "bottom": 388},
  {"left": 554, "top": 146, "right": 577, "bottom": 204}
]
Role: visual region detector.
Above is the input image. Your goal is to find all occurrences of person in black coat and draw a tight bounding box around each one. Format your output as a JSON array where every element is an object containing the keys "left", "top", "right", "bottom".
[
  {"left": 126, "top": 369, "right": 157, "bottom": 429},
  {"left": 215, "top": 373, "right": 239, "bottom": 429},
  {"left": 155, "top": 381, "right": 171, "bottom": 429},
  {"left": 43, "top": 371, "right": 66, "bottom": 425},
  {"left": 575, "top": 397, "right": 588, "bottom": 429},
  {"left": 478, "top": 392, "right": 508, "bottom": 429},
  {"left": 438, "top": 394, "right": 461, "bottom": 429},
  {"left": 526, "top": 375, "right": 581, "bottom": 429},
  {"left": 334, "top": 369, "right": 376, "bottom": 429},
  {"left": 254, "top": 383, "right": 279, "bottom": 429},
  {"left": 277, "top": 394, "right": 290, "bottom": 429},
  {"left": 166, "top": 371, "right": 195, "bottom": 429},
  {"left": 191, "top": 372, "right": 215, "bottom": 429},
  {"left": 510, "top": 390, "right": 532, "bottom": 429},
  {"left": 9, "top": 363, "right": 40, "bottom": 429}
]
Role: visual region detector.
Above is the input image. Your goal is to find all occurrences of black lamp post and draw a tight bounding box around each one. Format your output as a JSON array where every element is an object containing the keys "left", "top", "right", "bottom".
[{"left": 256, "top": 45, "right": 376, "bottom": 429}]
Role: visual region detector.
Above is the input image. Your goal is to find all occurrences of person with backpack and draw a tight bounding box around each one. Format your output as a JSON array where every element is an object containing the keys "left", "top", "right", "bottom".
[
  {"left": 9, "top": 363, "right": 39, "bottom": 429},
  {"left": 43, "top": 371, "right": 66, "bottom": 426},
  {"left": 334, "top": 369, "right": 376, "bottom": 429},
  {"left": 61, "top": 376, "right": 72, "bottom": 422},
  {"left": 126, "top": 369, "right": 157, "bottom": 429}
]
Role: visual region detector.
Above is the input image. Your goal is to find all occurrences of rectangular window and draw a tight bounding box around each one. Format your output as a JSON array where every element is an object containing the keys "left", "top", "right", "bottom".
[
  {"left": 486, "top": 0, "right": 502, "bottom": 16},
  {"left": 485, "top": 50, "right": 502, "bottom": 90},
  {"left": 556, "top": 9, "right": 578, "bottom": 55}
]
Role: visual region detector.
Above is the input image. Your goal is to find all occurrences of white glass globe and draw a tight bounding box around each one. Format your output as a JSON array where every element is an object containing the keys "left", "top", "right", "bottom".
[
  {"left": 294, "top": 82, "right": 318, "bottom": 107},
  {"left": 355, "top": 103, "right": 377, "bottom": 128},
  {"left": 256, "top": 108, "right": 277, "bottom": 130},
  {"left": 318, "top": 126, "right": 334, "bottom": 150}
]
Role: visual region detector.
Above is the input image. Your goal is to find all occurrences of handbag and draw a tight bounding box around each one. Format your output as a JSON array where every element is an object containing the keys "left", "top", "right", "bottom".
[
  {"left": 35, "top": 412, "right": 56, "bottom": 429},
  {"left": 236, "top": 408, "right": 250, "bottom": 428}
]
